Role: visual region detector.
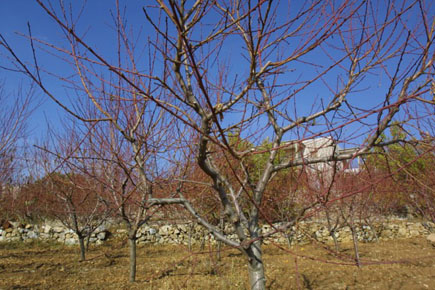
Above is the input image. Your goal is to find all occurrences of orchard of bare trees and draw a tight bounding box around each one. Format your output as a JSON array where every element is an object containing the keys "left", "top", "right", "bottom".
[{"left": 0, "top": 1, "right": 434, "bottom": 289}]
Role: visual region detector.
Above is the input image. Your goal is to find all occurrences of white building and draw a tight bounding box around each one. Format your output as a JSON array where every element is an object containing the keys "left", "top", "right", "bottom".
[{"left": 283, "top": 137, "right": 360, "bottom": 173}]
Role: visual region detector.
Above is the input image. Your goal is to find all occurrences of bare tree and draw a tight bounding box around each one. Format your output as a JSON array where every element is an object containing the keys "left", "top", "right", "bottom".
[
  {"left": 1, "top": 1, "right": 187, "bottom": 281},
  {"left": 0, "top": 82, "right": 34, "bottom": 221},
  {"left": 84, "top": 117, "right": 182, "bottom": 282},
  {"left": 139, "top": 2, "right": 434, "bottom": 288},
  {"left": 0, "top": 83, "right": 33, "bottom": 185},
  {"left": 1, "top": 1, "right": 434, "bottom": 289},
  {"left": 33, "top": 126, "right": 113, "bottom": 261}
]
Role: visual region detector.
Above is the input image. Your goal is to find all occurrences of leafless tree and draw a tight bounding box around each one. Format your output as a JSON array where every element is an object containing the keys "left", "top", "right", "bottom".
[
  {"left": 0, "top": 82, "right": 35, "bottom": 221},
  {"left": 82, "top": 116, "right": 183, "bottom": 282},
  {"left": 1, "top": 1, "right": 434, "bottom": 289},
  {"left": 33, "top": 125, "right": 113, "bottom": 261},
  {"left": 0, "top": 83, "right": 33, "bottom": 186},
  {"left": 1, "top": 0, "right": 187, "bottom": 281}
]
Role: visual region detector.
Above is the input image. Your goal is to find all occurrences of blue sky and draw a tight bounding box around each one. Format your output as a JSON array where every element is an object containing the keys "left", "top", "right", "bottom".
[
  {"left": 0, "top": 1, "right": 146, "bottom": 141},
  {"left": 1, "top": 1, "right": 59, "bottom": 139},
  {"left": 0, "top": 1, "right": 433, "bottom": 150}
]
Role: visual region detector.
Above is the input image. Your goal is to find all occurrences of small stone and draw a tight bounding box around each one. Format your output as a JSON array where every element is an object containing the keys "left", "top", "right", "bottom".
[
  {"left": 27, "top": 231, "right": 38, "bottom": 239},
  {"left": 53, "top": 226, "right": 64, "bottom": 233},
  {"left": 159, "top": 225, "right": 171, "bottom": 235},
  {"left": 97, "top": 231, "right": 107, "bottom": 240},
  {"left": 409, "top": 230, "right": 420, "bottom": 237},
  {"left": 65, "top": 238, "right": 77, "bottom": 245},
  {"left": 44, "top": 225, "right": 52, "bottom": 234},
  {"left": 426, "top": 233, "right": 435, "bottom": 244},
  {"left": 397, "top": 227, "right": 407, "bottom": 237}
]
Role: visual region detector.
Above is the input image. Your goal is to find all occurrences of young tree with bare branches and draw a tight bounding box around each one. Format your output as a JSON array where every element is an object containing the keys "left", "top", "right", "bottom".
[
  {"left": 30, "top": 126, "right": 113, "bottom": 261},
  {"left": 82, "top": 117, "right": 184, "bottom": 282}
]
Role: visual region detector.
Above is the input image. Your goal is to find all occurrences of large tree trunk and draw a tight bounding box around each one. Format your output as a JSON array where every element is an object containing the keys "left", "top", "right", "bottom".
[
  {"left": 78, "top": 235, "right": 86, "bottom": 261},
  {"left": 247, "top": 241, "right": 266, "bottom": 290},
  {"left": 128, "top": 236, "right": 137, "bottom": 282}
]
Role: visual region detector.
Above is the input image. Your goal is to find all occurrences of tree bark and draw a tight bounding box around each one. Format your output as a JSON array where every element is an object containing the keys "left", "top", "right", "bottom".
[
  {"left": 247, "top": 241, "right": 266, "bottom": 290},
  {"left": 325, "top": 210, "right": 340, "bottom": 252},
  {"left": 128, "top": 237, "right": 137, "bottom": 282},
  {"left": 188, "top": 222, "right": 193, "bottom": 251},
  {"left": 78, "top": 235, "right": 86, "bottom": 261},
  {"left": 217, "top": 216, "right": 224, "bottom": 261},
  {"left": 350, "top": 225, "right": 361, "bottom": 268}
]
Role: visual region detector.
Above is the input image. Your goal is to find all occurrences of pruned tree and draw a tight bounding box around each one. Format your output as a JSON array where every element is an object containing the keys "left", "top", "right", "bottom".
[
  {"left": 83, "top": 115, "right": 183, "bottom": 282},
  {"left": 2, "top": 0, "right": 188, "bottom": 281},
  {"left": 139, "top": 2, "right": 434, "bottom": 288},
  {"left": 32, "top": 125, "right": 113, "bottom": 261},
  {"left": 1, "top": 0, "right": 434, "bottom": 289}
]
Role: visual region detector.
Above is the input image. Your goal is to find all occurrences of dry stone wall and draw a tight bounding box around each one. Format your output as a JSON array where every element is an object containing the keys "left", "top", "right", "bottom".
[
  {"left": 1, "top": 219, "right": 433, "bottom": 246},
  {"left": 0, "top": 221, "right": 110, "bottom": 245}
]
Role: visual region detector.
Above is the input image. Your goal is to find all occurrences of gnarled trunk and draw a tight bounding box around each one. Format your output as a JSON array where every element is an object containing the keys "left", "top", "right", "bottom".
[{"left": 247, "top": 240, "right": 266, "bottom": 290}]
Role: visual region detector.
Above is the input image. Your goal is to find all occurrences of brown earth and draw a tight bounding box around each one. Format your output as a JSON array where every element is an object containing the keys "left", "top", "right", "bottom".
[{"left": 0, "top": 237, "right": 434, "bottom": 289}]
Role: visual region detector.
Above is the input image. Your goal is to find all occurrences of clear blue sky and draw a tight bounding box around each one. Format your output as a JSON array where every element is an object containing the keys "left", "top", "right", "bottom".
[
  {"left": 0, "top": 1, "right": 433, "bottom": 149},
  {"left": 1, "top": 0, "right": 60, "bottom": 140},
  {"left": 0, "top": 1, "right": 146, "bottom": 141}
]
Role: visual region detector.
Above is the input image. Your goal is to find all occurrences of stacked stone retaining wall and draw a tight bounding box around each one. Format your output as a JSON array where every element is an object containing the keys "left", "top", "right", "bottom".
[{"left": 0, "top": 219, "right": 433, "bottom": 246}]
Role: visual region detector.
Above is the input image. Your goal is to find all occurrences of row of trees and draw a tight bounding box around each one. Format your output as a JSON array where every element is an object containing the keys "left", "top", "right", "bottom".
[
  {"left": 1, "top": 128, "right": 433, "bottom": 281},
  {"left": 1, "top": 1, "right": 434, "bottom": 289},
  {"left": 4, "top": 127, "right": 434, "bottom": 223}
]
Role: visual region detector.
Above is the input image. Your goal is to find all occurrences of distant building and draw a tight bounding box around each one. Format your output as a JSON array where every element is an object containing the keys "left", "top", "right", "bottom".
[{"left": 282, "top": 137, "right": 360, "bottom": 173}]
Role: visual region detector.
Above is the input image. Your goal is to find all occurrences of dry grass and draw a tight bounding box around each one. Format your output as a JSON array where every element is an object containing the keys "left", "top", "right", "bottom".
[{"left": 0, "top": 237, "right": 434, "bottom": 289}]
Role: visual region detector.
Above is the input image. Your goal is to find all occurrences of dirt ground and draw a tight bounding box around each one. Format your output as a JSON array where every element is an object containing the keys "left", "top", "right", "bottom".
[{"left": 0, "top": 237, "right": 434, "bottom": 289}]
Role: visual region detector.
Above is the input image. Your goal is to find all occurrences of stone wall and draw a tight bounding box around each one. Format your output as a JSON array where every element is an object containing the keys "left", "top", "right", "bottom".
[
  {"left": 1, "top": 219, "right": 433, "bottom": 246},
  {"left": 0, "top": 221, "right": 110, "bottom": 245}
]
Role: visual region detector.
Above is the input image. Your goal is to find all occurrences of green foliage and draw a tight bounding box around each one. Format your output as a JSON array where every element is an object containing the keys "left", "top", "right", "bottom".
[
  {"left": 227, "top": 133, "right": 289, "bottom": 184},
  {"left": 367, "top": 124, "right": 433, "bottom": 180}
]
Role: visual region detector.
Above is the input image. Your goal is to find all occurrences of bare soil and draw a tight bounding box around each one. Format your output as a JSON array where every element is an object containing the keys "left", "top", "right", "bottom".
[{"left": 0, "top": 237, "right": 434, "bottom": 289}]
